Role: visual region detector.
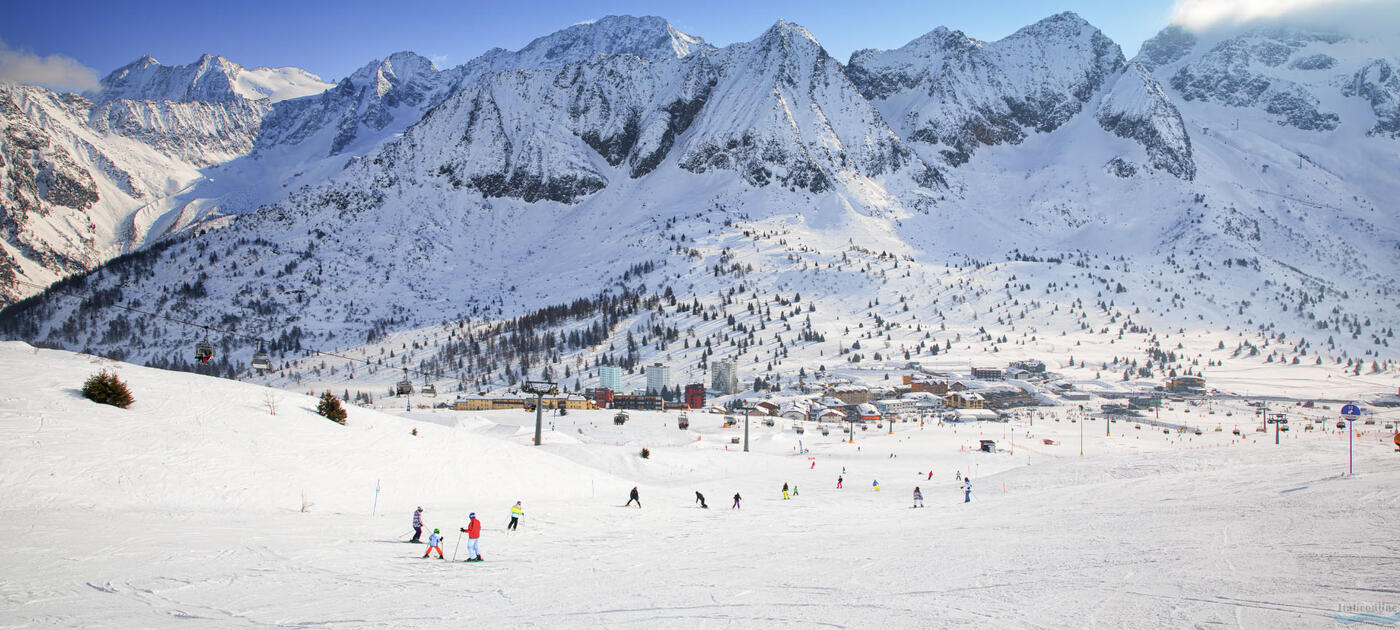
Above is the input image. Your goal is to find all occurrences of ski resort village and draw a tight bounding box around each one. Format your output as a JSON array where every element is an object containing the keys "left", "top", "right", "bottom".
[{"left": 2, "top": 2, "right": 1399, "bottom": 628}]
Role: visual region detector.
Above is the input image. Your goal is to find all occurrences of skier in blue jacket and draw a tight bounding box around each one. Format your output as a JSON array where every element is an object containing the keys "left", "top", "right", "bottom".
[{"left": 422, "top": 529, "right": 444, "bottom": 559}]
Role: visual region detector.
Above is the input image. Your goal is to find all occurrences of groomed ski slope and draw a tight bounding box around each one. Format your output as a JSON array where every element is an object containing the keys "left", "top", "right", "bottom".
[{"left": 1, "top": 342, "right": 1396, "bottom": 628}]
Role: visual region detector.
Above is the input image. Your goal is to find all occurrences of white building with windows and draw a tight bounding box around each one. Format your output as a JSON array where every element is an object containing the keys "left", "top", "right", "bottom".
[
  {"left": 645, "top": 363, "right": 672, "bottom": 395},
  {"left": 599, "top": 365, "right": 622, "bottom": 392},
  {"left": 711, "top": 359, "right": 739, "bottom": 395}
]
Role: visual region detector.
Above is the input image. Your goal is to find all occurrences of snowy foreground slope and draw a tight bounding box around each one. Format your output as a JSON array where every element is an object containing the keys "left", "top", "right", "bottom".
[{"left": 2, "top": 343, "right": 1397, "bottom": 628}]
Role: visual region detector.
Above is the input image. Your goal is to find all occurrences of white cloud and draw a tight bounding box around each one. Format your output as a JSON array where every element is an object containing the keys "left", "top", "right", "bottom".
[
  {"left": 1171, "top": 0, "right": 1394, "bottom": 30},
  {"left": 0, "top": 39, "right": 100, "bottom": 92}
]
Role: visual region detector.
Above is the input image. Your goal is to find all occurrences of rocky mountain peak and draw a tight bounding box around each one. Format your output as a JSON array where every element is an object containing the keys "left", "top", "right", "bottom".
[{"left": 95, "top": 53, "right": 243, "bottom": 103}]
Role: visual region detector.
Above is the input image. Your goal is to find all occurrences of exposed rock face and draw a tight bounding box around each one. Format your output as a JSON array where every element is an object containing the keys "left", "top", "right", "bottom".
[
  {"left": 1135, "top": 26, "right": 1196, "bottom": 71},
  {"left": 847, "top": 12, "right": 1125, "bottom": 165},
  {"left": 0, "top": 87, "right": 105, "bottom": 294},
  {"left": 1343, "top": 59, "right": 1400, "bottom": 137},
  {"left": 1167, "top": 29, "right": 1343, "bottom": 131},
  {"left": 1097, "top": 62, "right": 1195, "bottom": 179},
  {"left": 357, "top": 20, "right": 939, "bottom": 205},
  {"left": 90, "top": 97, "right": 268, "bottom": 166}
]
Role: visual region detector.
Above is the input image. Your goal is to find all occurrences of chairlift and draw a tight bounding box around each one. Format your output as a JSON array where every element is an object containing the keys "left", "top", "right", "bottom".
[
  {"left": 395, "top": 368, "right": 413, "bottom": 396},
  {"left": 251, "top": 340, "right": 272, "bottom": 371},
  {"left": 195, "top": 327, "right": 214, "bottom": 364},
  {"left": 614, "top": 411, "right": 629, "bottom": 425},
  {"left": 422, "top": 383, "right": 437, "bottom": 397}
]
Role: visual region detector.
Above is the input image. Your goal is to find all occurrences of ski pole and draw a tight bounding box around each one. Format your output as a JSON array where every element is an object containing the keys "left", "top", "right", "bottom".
[{"left": 451, "top": 533, "right": 462, "bottom": 561}]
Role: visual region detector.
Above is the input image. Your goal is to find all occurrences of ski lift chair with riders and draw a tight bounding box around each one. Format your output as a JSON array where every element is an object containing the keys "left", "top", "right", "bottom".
[{"left": 195, "top": 327, "right": 214, "bottom": 364}]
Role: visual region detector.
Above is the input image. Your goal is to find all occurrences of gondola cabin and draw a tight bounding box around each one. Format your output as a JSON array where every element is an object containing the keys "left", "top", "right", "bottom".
[
  {"left": 396, "top": 380, "right": 413, "bottom": 396},
  {"left": 195, "top": 341, "right": 214, "bottom": 364},
  {"left": 251, "top": 351, "right": 272, "bottom": 371}
]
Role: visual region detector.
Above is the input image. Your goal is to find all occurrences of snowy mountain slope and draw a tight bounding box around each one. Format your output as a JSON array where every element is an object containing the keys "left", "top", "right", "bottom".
[
  {"left": 847, "top": 12, "right": 1125, "bottom": 167},
  {"left": 1095, "top": 61, "right": 1195, "bottom": 179},
  {"left": 164, "top": 17, "right": 718, "bottom": 240},
  {"left": 3, "top": 343, "right": 1398, "bottom": 628},
  {"left": 1, "top": 14, "right": 1398, "bottom": 401},
  {"left": 0, "top": 17, "right": 713, "bottom": 305},
  {"left": 91, "top": 53, "right": 331, "bottom": 103},
  {"left": 0, "top": 84, "right": 212, "bottom": 303},
  {"left": 362, "top": 19, "right": 938, "bottom": 206}
]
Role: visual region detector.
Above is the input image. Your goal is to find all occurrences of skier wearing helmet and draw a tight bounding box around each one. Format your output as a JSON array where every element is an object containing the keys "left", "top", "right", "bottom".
[
  {"left": 422, "top": 529, "right": 444, "bottom": 559},
  {"left": 460, "top": 513, "right": 483, "bottom": 561}
]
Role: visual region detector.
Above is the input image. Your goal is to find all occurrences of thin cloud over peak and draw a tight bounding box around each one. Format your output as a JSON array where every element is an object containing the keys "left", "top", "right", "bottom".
[
  {"left": 0, "top": 38, "right": 100, "bottom": 92},
  {"left": 1171, "top": 0, "right": 1399, "bottom": 33}
]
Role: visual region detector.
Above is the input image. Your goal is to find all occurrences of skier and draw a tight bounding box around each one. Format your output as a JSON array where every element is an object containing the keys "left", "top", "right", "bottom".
[
  {"left": 782, "top": 482, "right": 790, "bottom": 500},
  {"left": 626, "top": 486, "right": 641, "bottom": 508},
  {"left": 963, "top": 477, "right": 973, "bottom": 503},
  {"left": 873, "top": 479, "right": 880, "bottom": 491},
  {"left": 927, "top": 470, "right": 933, "bottom": 480},
  {"left": 791, "top": 485, "right": 799, "bottom": 497},
  {"left": 422, "top": 528, "right": 444, "bottom": 559},
  {"left": 695, "top": 491, "right": 708, "bottom": 508},
  {"left": 836, "top": 475, "right": 843, "bottom": 489},
  {"left": 810, "top": 460, "right": 815, "bottom": 469},
  {"left": 732, "top": 492, "right": 742, "bottom": 509},
  {"left": 459, "top": 513, "right": 483, "bottom": 561},
  {"left": 410, "top": 506, "right": 424, "bottom": 543},
  {"left": 956, "top": 470, "right": 962, "bottom": 481},
  {"left": 913, "top": 486, "right": 924, "bottom": 508},
  {"left": 507, "top": 501, "right": 523, "bottom": 531}
]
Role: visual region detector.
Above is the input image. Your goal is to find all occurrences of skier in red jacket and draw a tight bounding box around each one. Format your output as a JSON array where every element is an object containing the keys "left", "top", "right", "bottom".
[{"left": 459, "top": 513, "right": 483, "bottom": 561}]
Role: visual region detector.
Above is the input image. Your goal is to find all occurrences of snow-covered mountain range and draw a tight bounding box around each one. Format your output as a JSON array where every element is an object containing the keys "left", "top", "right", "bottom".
[{"left": 1, "top": 13, "right": 1397, "bottom": 397}]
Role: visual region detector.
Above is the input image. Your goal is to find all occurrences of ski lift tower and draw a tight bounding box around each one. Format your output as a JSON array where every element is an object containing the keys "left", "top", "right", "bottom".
[
  {"left": 738, "top": 402, "right": 757, "bottom": 453},
  {"left": 522, "top": 380, "right": 559, "bottom": 446}
]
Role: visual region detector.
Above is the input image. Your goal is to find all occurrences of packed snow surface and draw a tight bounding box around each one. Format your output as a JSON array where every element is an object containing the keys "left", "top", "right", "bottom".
[{"left": 2, "top": 342, "right": 1397, "bottom": 628}]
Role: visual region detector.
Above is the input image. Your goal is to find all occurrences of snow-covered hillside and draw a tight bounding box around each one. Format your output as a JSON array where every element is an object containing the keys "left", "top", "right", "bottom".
[
  {"left": 1, "top": 13, "right": 1398, "bottom": 409},
  {"left": 2, "top": 342, "right": 1396, "bottom": 627}
]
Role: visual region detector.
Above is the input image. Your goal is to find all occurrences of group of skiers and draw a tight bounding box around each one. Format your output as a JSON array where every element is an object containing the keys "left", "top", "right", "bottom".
[
  {"left": 406, "top": 473, "right": 974, "bottom": 561},
  {"left": 410, "top": 501, "right": 524, "bottom": 561}
]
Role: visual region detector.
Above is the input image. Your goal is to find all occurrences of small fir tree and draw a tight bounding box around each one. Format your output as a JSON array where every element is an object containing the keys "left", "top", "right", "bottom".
[
  {"left": 317, "top": 391, "right": 348, "bottom": 424},
  {"left": 82, "top": 370, "right": 134, "bottom": 409}
]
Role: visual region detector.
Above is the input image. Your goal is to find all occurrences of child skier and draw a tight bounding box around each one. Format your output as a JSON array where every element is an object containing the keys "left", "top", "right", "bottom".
[
  {"left": 837, "top": 475, "right": 843, "bottom": 488},
  {"left": 460, "top": 513, "right": 483, "bottom": 561},
  {"left": 626, "top": 486, "right": 641, "bottom": 508},
  {"left": 695, "top": 491, "right": 708, "bottom": 508},
  {"left": 913, "top": 486, "right": 924, "bottom": 508},
  {"left": 410, "top": 506, "right": 424, "bottom": 543},
  {"left": 507, "top": 501, "right": 523, "bottom": 531},
  {"left": 422, "top": 528, "right": 444, "bottom": 559},
  {"left": 791, "top": 485, "right": 798, "bottom": 497},
  {"left": 732, "top": 492, "right": 742, "bottom": 509},
  {"left": 782, "top": 482, "right": 790, "bottom": 500},
  {"left": 963, "top": 478, "right": 973, "bottom": 503},
  {"left": 873, "top": 479, "right": 880, "bottom": 491}
]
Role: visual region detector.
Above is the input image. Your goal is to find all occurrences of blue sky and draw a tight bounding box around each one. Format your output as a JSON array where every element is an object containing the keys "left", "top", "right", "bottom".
[{"left": 1, "top": 0, "right": 1179, "bottom": 87}]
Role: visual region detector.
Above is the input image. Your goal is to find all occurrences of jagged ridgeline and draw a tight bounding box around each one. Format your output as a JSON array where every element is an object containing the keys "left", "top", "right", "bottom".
[{"left": 1, "top": 13, "right": 1396, "bottom": 390}]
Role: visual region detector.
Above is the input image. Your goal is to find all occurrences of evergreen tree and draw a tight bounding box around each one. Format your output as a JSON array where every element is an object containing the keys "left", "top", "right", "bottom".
[
  {"left": 317, "top": 391, "right": 348, "bottom": 424},
  {"left": 82, "top": 370, "right": 134, "bottom": 409}
]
